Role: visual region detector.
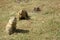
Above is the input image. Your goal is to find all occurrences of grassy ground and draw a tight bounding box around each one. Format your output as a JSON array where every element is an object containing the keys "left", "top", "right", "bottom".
[{"left": 0, "top": 0, "right": 60, "bottom": 40}]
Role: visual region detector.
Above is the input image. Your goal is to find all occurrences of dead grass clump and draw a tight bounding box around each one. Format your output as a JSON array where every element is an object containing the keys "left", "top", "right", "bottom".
[{"left": 34, "top": 7, "right": 41, "bottom": 12}]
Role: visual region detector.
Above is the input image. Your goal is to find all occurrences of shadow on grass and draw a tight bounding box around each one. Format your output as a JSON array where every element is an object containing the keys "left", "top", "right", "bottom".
[
  {"left": 19, "top": 16, "right": 30, "bottom": 20},
  {"left": 15, "top": 29, "right": 29, "bottom": 33}
]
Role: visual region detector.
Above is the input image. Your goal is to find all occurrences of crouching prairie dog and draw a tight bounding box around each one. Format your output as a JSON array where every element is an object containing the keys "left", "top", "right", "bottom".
[
  {"left": 16, "top": 10, "right": 29, "bottom": 20},
  {"left": 6, "top": 17, "right": 17, "bottom": 35}
]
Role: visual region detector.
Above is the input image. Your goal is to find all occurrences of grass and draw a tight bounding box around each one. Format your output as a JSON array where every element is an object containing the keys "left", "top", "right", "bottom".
[{"left": 0, "top": 0, "right": 60, "bottom": 40}]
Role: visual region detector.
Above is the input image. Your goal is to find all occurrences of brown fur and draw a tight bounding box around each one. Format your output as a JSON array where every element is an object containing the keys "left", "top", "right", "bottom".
[
  {"left": 34, "top": 7, "right": 41, "bottom": 11},
  {"left": 16, "top": 10, "right": 29, "bottom": 20}
]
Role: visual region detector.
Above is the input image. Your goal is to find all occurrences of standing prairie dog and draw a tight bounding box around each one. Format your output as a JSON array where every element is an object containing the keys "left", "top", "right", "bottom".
[{"left": 6, "top": 17, "right": 17, "bottom": 35}]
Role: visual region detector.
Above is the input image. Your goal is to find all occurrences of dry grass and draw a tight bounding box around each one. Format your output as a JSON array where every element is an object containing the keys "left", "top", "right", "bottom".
[{"left": 0, "top": 0, "right": 60, "bottom": 40}]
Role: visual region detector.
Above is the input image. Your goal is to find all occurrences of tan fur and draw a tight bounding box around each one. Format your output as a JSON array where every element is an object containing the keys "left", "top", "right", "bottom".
[
  {"left": 6, "top": 17, "right": 17, "bottom": 35},
  {"left": 16, "top": 10, "right": 22, "bottom": 20}
]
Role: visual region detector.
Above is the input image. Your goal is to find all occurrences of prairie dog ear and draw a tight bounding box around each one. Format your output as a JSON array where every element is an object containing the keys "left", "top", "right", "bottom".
[{"left": 17, "top": 10, "right": 22, "bottom": 15}]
